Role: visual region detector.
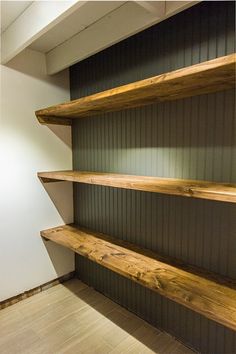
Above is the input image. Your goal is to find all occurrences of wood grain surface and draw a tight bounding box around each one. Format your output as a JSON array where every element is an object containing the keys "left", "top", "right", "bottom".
[
  {"left": 35, "top": 54, "right": 236, "bottom": 125},
  {"left": 38, "top": 170, "right": 236, "bottom": 203},
  {"left": 41, "top": 224, "right": 236, "bottom": 331}
]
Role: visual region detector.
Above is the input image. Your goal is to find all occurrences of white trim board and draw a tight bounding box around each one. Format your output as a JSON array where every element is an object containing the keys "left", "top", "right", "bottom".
[{"left": 1, "top": 1, "right": 201, "bottom": 74}]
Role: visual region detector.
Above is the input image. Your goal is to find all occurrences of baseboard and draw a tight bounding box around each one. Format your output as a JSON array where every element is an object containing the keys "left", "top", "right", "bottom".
[{"left": 0, "top": 271, "right": 75, "bottom": 310}]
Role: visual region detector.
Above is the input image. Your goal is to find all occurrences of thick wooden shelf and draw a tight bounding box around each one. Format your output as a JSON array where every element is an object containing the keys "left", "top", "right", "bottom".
[
  {"left": 41, "top": 224, "right": 236, "bottom": 330},
  {"left": 35, "top": 54, "right": 236, "bottom": 125},
  {"left": 38, "top": 170, "right": 236, "bottom": 203}
]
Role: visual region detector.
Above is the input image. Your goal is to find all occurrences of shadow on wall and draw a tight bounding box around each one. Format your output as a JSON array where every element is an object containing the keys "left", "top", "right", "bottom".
[
  {"left": 43, "top": 239, "right": 74, "bottom": 276},
  {"left": 40, "top": 180, "right": 73, "bottom": 224},
  {"left": 39, "top": 179, "right": 74, "bottom": 275},
  {"left": 3, "top": 48, "right": 72, "bottom": 162},
  {"left": 47, "top": 125, "right": 72, "bottom": 149},
  {"left": 6, "top": 48, "right": 68, "bottom": 88}
]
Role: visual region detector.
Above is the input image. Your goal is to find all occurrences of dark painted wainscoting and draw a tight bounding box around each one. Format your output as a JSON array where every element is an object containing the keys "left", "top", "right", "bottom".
[{"left": 70, "top": 2, "right": 236, "bottom": 353}]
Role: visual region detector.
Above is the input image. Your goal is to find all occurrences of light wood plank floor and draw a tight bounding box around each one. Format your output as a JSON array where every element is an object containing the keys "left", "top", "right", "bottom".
[{"left": 0, "top": 279, "right": 195, "bottom": 354}]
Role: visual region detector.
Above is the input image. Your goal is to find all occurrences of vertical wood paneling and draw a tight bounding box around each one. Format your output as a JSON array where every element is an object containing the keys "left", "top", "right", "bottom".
[{"left": 71, "top": 2, "right": 236, "bottom": 353}]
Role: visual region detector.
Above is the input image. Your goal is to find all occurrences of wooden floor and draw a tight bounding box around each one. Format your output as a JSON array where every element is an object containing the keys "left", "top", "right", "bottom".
[{"left": 0, "top": 279, "right": 195, "bottom": 354}]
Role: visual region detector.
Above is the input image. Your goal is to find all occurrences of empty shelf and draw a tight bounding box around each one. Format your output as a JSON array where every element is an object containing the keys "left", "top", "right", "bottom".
[
  {"left": 41, "top": 224, "right": 236, "bottom": 330},
  {"left": 35, "top": 54, "right": 236, "bottom": 125},
  {"left": 38, "top": 170, "right": 236, "bottom": 203}
]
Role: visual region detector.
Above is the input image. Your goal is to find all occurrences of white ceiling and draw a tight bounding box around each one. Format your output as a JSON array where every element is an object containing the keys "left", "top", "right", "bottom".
[
  {"left": 29, "top": 1, "right": 124, "bottom": 53},
  {"left": 1, "top": 1, "right": 33, "bottom": 33}
]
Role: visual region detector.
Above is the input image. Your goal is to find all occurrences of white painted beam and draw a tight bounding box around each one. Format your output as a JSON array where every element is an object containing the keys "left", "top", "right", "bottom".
[
  {"left": 29, "top": 1, "right": 125, "bottom": 53},
  {"left": 137, "top": 1, "right": 201, "bottom": 20},
  {"left": 1, "top": 0, "right": 201, "bottom": 73},
  {"left": 46, "top": 1, "right": 201, "bottom": 75},
  {"left": 135, "top": 1, "right": 165, "bottom": 17},
  {"left": 46, "top": 2, "right": 162, "bottom": 75},
  {"left": 165, "top": 1, "right": 200, "bottom": 17},
  {"left": 1, "top": 0, "right": 85, "bottom": 64}
]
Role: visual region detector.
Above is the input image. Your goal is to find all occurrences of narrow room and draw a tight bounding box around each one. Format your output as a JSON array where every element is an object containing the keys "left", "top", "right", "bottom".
[{"left": 1, "top": 1, "right": 235, "bottom": 353}]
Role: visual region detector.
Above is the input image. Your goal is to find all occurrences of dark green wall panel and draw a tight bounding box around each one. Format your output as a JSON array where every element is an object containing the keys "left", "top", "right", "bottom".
[{"left": 70, "top": 2, "right": 236, "bottom": 353}]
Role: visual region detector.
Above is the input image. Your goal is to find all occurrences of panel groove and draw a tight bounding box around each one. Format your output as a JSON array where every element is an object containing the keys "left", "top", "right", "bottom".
[{"left": 71, "top": 2, "right": 236, "bottom": 353}]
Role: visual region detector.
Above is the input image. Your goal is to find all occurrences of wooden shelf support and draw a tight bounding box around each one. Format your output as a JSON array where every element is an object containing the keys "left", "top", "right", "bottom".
[
  {"left": 35, "top": 54, "right": 236, "bottom": 125},
  {"left": 41, "top": 224, "right": 236, "bottom": 331},
  {"left": 38, "top": 170, "right": 236, "bottom": 203}
]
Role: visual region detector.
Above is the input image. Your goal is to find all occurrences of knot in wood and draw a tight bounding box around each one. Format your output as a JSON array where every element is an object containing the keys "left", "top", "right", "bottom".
[
  {"left": 99, "top": 254, "right": 108, "bottom": 261},
  {"left": 182, "top": 186, "right": 194, "bottom": 196},
  {"left": 112, "top": 252, "right": 125, "bottom": 257},
  {"left": 183, "top": 293, "right": 191, "bottom": 302},
  {"left": 154, "top": 277, "right": 163, "bottom": 289}
]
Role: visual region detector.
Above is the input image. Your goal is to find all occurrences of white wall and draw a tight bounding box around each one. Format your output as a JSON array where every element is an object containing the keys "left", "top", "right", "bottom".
[{"left": 0, "top": 48, "right": 74, "bottom": 301}]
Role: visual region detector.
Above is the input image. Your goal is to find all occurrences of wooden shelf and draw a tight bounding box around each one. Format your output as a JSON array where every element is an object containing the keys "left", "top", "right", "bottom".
[
  {"left": 35, "top": 54, "right": 236, "bottom": 125},
  {"left": 41, "top": 224, "right": 236, "bottom": 330},
  {"left": 38, "top": 170, "right": 236, "bottom": 203}
]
